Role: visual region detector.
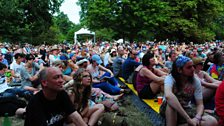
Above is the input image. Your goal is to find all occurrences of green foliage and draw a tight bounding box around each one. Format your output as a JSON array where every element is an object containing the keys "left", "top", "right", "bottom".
[
  {"left": 0, "top": 0, "right": 63, "bottom": 43},
  {"left": 78, "top": 0, "right": 224, "bottom": 43}
]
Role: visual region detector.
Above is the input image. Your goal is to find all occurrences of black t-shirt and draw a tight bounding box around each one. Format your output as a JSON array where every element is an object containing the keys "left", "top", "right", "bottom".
[{"left": 25, "top": 90, "right": 75, "bottom": 126}]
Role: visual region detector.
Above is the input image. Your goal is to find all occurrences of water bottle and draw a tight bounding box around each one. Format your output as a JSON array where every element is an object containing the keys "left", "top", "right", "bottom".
[{"left": 2, "top": 113, "right": 11, "bottom": 126}]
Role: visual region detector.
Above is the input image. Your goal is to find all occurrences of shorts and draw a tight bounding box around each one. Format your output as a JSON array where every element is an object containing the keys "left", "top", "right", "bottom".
[
  {"left": 138, "top": 85, "right": 156, "bottom": 99},
  {"left": 160, "top": 101, "right": 199, "bottom": 125}
]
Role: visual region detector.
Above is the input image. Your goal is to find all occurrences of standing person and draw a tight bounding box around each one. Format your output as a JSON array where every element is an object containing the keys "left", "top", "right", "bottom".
[
  {"left": 113, "top": 46, "right": 125, "bottom": 77},
  {"left": 25, "top": 67, "right": 87, "bottom": 126},
  {"left": 163, "top": 56, "right": 217, "bottom": 126},
  {"left": 49, "top": 46, "right": 60, "bottom": 66}
]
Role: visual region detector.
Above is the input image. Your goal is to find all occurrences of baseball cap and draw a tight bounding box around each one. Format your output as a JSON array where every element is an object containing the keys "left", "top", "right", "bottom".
[{"left": 92, "top": 54, "right": 102, "bottom": 64}]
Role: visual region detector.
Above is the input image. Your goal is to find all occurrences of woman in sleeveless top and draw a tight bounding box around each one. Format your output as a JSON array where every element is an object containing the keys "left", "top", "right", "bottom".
[{"left": 136, "top": 52, "right": 167, "bottom": 99}]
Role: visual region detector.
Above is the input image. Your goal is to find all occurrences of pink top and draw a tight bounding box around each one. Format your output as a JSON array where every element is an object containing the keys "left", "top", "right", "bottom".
[{"left": 136, "top": 66, "right": 154, "bottom": 93}]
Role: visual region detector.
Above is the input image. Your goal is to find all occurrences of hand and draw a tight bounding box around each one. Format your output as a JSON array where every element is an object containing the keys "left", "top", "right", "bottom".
[
  {"left": 186, "top": 118, "right": 197, "bottom": 126},
  {"left": 192, "top": 117, "right": 200, "bottom": 126}
]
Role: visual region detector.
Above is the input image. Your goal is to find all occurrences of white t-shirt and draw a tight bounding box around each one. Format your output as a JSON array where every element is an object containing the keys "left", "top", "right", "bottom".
[
  {"left": 0, "top": 75, "right": 12, "bottom": 93},
  {"left": 164, "top": 74, "right": 203, "bottom": 102},
  {"left": 10, "top": 61, "right": 25, "bottom": 82},
  {"left": 49, "top": 55, "right": 60, "bottom": 66},
  {"left": 103, "top": 53, "right": 110, "bottom": 67}
]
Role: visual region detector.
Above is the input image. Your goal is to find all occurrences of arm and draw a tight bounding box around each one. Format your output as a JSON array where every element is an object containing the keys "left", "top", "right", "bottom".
[
  {"left": 154, "top": 68, "right": 168, "bottom": 76},
  {"left": 204, "top": 71, "right": 221, "bottom": 83},
  {"left": 165, "top": 85, "right": 191, "bottom": 121},
  {"left": 99, "top": 64, "right": 113, "bottom": 76},
  {"left": 68, "top": 111, "right": 87, "bottom": 126},
  {"left": 63, "top": 75, "right": 73, "bottom": 82},
  {"left": 194, "top": 99, "right": 204, "bottom": 121},
  {"left": 200, "top": 72, "right": 221, "bottom": 88},
  {"left": 68, "top": 60, "right": 79, "bottom": 71},
  {"left": 108, "top": 56, "right": 114, "bottom": 64},
  {"left": 141, "top": 68, "right": 164, "bottom": 83},
  {"left": 64, "top": 80, "right": 74, "bottom": 90}
]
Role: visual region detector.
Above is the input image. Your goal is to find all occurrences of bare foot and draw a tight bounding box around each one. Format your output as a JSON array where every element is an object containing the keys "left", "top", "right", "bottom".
[{"left": 113, "top": 93, "right": 124, "bottom": 101}]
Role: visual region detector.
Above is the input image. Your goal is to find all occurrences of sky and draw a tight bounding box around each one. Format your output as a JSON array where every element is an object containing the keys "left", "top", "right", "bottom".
[{"left": 60, "top": 0, "right": 81, "bottom": 24}]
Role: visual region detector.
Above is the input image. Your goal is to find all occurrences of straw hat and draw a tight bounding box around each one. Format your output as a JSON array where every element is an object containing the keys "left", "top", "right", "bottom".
[{"left": 50, "top": 46, "right": 59, "bottom": 51}]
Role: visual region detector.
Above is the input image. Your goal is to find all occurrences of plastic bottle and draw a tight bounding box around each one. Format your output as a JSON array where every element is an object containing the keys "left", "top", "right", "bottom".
[{"left": 2, "top": 113, "right": 11, "bottom": 126}]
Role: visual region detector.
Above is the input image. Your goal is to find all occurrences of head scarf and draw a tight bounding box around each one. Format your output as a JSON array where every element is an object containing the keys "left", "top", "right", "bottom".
[{"left": 176, "top": 55, "right": 192, "bottom": 68}]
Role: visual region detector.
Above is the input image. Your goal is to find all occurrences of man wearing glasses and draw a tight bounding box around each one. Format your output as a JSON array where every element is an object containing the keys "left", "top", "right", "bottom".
[{"left": 122, "top": 50, "right": 141, "bottom": 83}]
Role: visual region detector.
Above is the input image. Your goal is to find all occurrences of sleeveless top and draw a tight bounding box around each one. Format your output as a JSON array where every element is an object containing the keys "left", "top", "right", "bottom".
[{"left": 136, "top": 66, "right": 154, "bottom": 93}]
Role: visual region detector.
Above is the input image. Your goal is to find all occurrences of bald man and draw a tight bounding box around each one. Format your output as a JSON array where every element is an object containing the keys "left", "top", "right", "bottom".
[{"left": 25, "top": 67, "right": 87, "bottom": 126}]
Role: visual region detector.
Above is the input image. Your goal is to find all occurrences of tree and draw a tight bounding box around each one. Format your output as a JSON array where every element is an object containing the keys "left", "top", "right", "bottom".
[
  {"left": 78, "top": 0, "right": 224, "bottom": 43},
  {"left": 0, "top": 0, "right": 64, "bottom": 43},
  {"left": 78, "top": 0, "right": 169, "bottom": 42}
]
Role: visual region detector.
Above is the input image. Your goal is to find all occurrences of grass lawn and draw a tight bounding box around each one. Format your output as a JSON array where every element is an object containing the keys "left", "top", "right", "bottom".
[{"left": 0, "top": 95, "right": 152, "bottom": 126}]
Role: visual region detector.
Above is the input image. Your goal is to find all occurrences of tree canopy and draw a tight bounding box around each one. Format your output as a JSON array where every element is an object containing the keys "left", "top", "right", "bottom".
[
  {"left": 78, "top": 0, "right": 224, "bottom": 43},
  {"left": 0, "top": 0, "right": 63, "bottom": 43}
]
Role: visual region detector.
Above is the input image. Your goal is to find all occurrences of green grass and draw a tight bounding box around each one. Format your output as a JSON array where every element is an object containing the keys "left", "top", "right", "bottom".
[
  {"left": 0, "top": 95, "right": 152, "bottom": 126},
  {"left": 117, "top": 95, "right": 153, "bottom": 126}
]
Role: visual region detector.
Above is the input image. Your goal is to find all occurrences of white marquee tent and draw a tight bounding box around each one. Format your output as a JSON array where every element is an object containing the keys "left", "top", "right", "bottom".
[{"left": 74, "top": 28, "right": 95, "bottom": 44}]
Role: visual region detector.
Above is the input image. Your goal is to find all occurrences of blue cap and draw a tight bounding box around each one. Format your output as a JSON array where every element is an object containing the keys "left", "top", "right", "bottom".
[
  {"left": 60, "top": 55, "right": 68, "bottom": 60},
  {"left": 92, "top": 54, "right": 102, "bottom": 64}
]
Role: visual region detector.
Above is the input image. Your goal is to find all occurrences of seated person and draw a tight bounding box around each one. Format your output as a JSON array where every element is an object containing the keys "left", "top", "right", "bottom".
[
  {"left": 207, "top": 51, "right": 223, "bottom": 81},
  {"left": 164, "top": 51, "right": 177, "bottom": 72},
  {"left": 0, "top": 62, "right": 32, "bottom": 100},
  {"left": 113, "top": 46, "right": 125, "bottom": 77},
  {"left": 52, "top": 60, "right": 73, "bottom": 81},
  {"left": 162, "top": 56, "right": 217, "bottom": 126},
  {"left": 76, "top": 57, "right": 89, "bottom": 69},
  {"left": 25, "top": 67, "right": 87, "bottom": 126},
  {"left": 69, "top": 68, "right": 104, "bottom": 126},
  {"left": 10, "top": 53, "right": 25, "bottom": 83},
  {"left": 192, "top": 57, "right": 221, "bottom": 102},
  {"left": 87, "top": 54, "right": 129, "bottom": 95},
  {"left": 20, "top": 54, "right": 43, "bottom": 93},
  {"left": 136, "top": 53, "right": 167, "bottom": 99},
  {"left": 215, "top": 81, "right": 224, "bottom": 126},
  {"left": 122, "top": 50, "right": 141, "bottom": 83}
]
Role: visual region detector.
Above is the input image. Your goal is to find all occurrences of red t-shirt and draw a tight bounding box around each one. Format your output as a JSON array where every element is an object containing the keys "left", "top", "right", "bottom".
[{"left": 215, "top": 81, "right": 224, "bottom": 125}]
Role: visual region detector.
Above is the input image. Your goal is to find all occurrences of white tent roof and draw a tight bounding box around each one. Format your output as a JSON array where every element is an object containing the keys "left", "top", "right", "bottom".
[
  {"left": 74, "top": 28, "right": 95, "bottom": 44},
  {"left": 75, "top": 28, "right": 95, "bottom": 35}
]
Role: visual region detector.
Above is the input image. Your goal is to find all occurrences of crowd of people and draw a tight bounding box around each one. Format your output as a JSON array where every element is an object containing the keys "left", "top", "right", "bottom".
[{"left": 0, "top": 41, "right": 223, "bottom": 126}]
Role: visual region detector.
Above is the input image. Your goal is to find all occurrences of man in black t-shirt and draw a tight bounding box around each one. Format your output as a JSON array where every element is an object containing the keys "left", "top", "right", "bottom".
[{"left": 25, "top": 67, "right": 87, "bottom": 126}]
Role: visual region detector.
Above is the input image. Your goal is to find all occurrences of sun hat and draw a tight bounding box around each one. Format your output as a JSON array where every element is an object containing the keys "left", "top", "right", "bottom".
[
  {"left": 50, "top": 46, "right": 59, "bottom": 52},
  {"left": 92, "top": 54, "right": 102, "bottom": 64},
  {"left": 110, "top": 49, "right": 116, "bottom": 53},
  {"left": 76, "top": 58, "right": 89, "bottom": 66}
]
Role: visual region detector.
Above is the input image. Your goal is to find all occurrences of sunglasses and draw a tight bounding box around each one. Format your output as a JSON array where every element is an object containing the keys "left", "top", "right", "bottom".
[
  {"left": 197, "top": 62, "right": 204, "bottom": 65},
  {"left": 82, "top": 75, "right": 91, "bottom": 78},
  {"left": 28, "top": 58, "right": 35, "bottom": 60}
]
